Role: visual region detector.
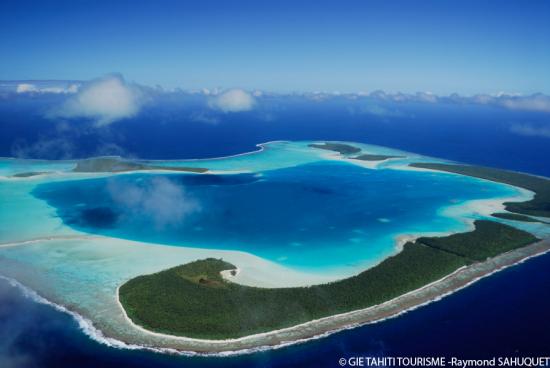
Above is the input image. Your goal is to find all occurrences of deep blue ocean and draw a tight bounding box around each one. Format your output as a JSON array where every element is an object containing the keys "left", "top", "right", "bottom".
[
  {"left": 1, "top": 96, "right": 550, "bottom": 367},
  {"left": 2, "top": 95, "right": 550, "bottom": 177}
]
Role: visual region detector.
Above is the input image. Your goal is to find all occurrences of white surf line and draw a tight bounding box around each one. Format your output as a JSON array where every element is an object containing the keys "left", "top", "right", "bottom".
[
  {"left": 0, "top": 271, "right": 341, "bottom": 357},
  {"left": 0, "top": 141, "right": 295, "bottom": 180},
  {"left": 2, "top": 241, "right": 549, "bottom": 358},
  {"left": 146, "top": 140, "right": 290, "bottom": 164},
  {"left": 109, "top": 239, "right": 550, "bottom": 355},
  {"left": 0, "top": 140, "right": 423, "bottom": 181},
  {"left": 0, "top": 274, "right": 191, "bottom": 356},
  {"left": 0, "top": 273, "right": 336, "bottom": 358}
]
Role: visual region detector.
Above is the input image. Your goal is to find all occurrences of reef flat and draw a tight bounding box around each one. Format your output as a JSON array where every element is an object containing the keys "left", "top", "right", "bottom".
[
  {"left": 73, "top": 157, "right": 208, "bottom": 173},
  {"left": 308, "top": 142, "right": 361, "bottom": 155},
  {"left": 0, "top": 140, "right": 549, "bottom": 354}
]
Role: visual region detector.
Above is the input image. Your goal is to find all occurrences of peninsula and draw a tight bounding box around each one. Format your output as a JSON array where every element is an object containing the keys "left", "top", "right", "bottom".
[
  {"left": 117, "top": 143, "right": 550, "bottom": 343},
  {"left": 119, "top": 220, "right": 538, "bottom": 339}
]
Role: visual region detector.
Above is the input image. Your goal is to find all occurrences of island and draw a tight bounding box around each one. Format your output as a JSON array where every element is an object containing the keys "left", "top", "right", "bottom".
[
  {"left": 1, "top": 140, "right": 549, "bottom": 354},
  {"left": 72, "top": 157, "right": 208, "bottom": 173},
  {"left": 308, "top": 142, "right": 361, "bottom": 155},
  {"left": 309, "top": 141, "right": 403, "bottom": 161},
  {"left": 11, "top": 171, "right": 49, "bottom": 178},
  {"left": 119, "top": 220, "right": 538, "bottom": 339},
  {"left": 352, "top": 154, "right": 404, "bottom": 161}
]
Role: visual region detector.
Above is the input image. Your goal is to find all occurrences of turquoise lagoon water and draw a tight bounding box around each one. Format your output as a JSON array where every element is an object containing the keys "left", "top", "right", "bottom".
[
  {"left": 30, "top": 158, "right": 521, "bottom": 271},
  {"left": 0, "top": 140, "right": 538, "bottom": 357}
]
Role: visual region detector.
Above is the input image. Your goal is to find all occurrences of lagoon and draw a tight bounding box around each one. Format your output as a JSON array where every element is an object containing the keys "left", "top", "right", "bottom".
[
  {"left": 32, "top": 158, "right": 520, "bottom": 271},
  {"left": 0, "top": 140, "right": 545, "bottom": 354}
]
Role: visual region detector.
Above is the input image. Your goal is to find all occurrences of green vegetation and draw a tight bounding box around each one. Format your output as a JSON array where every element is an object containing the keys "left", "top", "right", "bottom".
[
  {"left": 119, "top": 220, "right": 538, "bottom": 339},
  {"left": 491, "top": 212, "right": 541, "bottom": 223},
  {"left": 352, "top": 154, "right": 403, "bottom": 161},
  {"left": 11, "top": 171, "right": 48, "bottom": 178},
  {"left": 308, "top": 142, "right": 361, "bottom": 155},
  {"left": 308, "top": 142, "right": 403, "bottom": 161},
  {"left": 73, "top": 157, "right": 207, "bottom": 173},
  {"left": 409, "top": 163, "right": 550, "bottom": 217},
  {"left": 416, "top": 220, "right": 538, "bottom": 262}
]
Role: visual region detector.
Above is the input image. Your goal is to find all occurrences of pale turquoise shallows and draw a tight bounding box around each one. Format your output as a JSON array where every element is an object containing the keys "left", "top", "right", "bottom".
[{"left": 0, "top": 140, "right": 540, "bottom": 351}]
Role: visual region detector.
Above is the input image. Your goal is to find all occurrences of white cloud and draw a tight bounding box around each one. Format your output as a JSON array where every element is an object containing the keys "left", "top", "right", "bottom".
[
  {"left": 11, "top": 77, "right": 550, "bottom": 117},
  {"left": 50, "top": 75, "right": 144, "bottom": 126},
  {"left": 16, "top": 83, "right": 79, "bottom": 94},
  {"left": 362, "top": 104, "right": 406, "bottom": 118},
  {"left": 364, "top": 90, "right": 439, "bottom": 103},
  {"left": 361, "top": 91, "right": 550, "bottom": 113},
  {"left": 16, "top": 83, "right": 38, "bottom": 93},
  {"left": 107, "top": 177, "right": 200, "bottom": 229},
  {"left": 414, "top": 91, "right": 438, "bottom": 103},
  {"left": 470, "top": 94, "right": 493, "bottom": 105},
  {"left": 509, "top": 124, "right": 550, "bottom": 138},
  {"left": 209, "top": 88, "right": 255, "bottom": 112},
  {"left": 304, "top": 92, "right": 331, "bottom": 102},
  {"left": 451, "top": 93, "right": 550, "bottom": 113},
  {"left": 498, "top": 94, "right": 550, "bottom": 113}
]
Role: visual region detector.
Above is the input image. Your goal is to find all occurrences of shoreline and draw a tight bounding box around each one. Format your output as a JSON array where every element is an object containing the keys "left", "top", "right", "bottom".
[
  {"left": 2, "top": 139, "right": 548, "bottom": 183},
  {"left": 0, "top": 141, "right": 282, "bottom": 164},
  {"left": 1, "top": 140, "right": 549, "bottom": 356},
  {"left": 0, "top": 176, "right": 532, "bottom": 285},
  {"left": 2, "top": 239, "right": 549, "bottom": 357},
  {"left": 108, "top": 238, "right": 550, "bottom": 355},
  {"left": 3, "top": 239, "right": 549, "bottom": 357}
]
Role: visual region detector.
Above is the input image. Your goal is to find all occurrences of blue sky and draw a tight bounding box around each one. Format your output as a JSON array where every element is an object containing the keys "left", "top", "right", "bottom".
[{"left": 1, "top": 0, "right": 549, "bottom": 94}]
